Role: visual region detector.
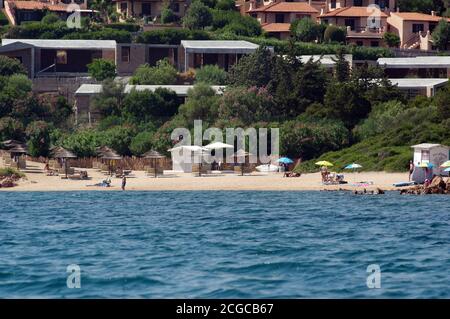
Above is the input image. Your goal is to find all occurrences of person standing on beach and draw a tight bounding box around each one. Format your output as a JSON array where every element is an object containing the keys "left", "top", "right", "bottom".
[
  {"left": 409, "top": 160, "right": 414, "bottom": 181},
  {"left": 121, "top": 175, "right": 127, "bottom": 191}
]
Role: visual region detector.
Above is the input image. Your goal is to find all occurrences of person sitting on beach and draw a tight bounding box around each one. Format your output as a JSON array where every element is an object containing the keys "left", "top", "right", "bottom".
[{"left": 424, "top": 179, "right": 431, "bottom": 188}]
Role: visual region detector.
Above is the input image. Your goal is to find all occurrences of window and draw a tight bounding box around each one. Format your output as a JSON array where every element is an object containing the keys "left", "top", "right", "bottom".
[
  {"left": 120, "top": 2, "right": 127, "bottom": 12},
  {"left": 412, "top": 24, "right": 424, "bottom": 33},
  {"left": 275, "top": 14, "right": 284, "bottom": 23},
  {"left": 121, "top": 46, "right": 130, "bottom": 63},
  {"left": 345, "top": 19, "right": 355, "bottom": 30},
  {"left": 172, "top": 3, "right": 180, "bottom": 12},
  {"left": 354, "top": 0, "right": 363, "bottom": 6},
  {"left": 331, "top": 0, "right": 336, "bottom": 9},
  {"left": 430, "top": 23, "right": 437, "bottom": 32},
  {"left": 356, "top": 41, "right": 364, "bottom": 46},
  {"left": 421, "top": 150, "right": 430, "bottom": 162},
  {"left": 56, "top": 50, "right": 67, "bottom": 64},
  {"left": 142, "top": 3, "right": 152, "bottom": 15},
  {"left": 370, "top": 41, "right": 380, "bottom": 47}
]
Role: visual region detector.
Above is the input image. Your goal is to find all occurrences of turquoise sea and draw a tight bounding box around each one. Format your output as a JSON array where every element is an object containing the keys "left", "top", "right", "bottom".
[{"left": 0, "top": 191, "right": 449, "bottom": 298}]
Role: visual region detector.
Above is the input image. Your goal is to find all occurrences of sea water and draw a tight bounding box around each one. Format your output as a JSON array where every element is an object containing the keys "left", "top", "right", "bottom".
[{"left": 0, "top": 191, "right": 449, "bottom": 298}]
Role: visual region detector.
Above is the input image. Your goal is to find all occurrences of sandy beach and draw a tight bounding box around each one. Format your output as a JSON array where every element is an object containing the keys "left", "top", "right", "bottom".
[{"left": 1, "top": 160, "right": 409, "bottom": 192}]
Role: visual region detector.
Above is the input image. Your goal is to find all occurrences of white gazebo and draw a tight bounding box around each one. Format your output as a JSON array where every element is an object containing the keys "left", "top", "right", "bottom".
[{"left": 168, "top": 145, "right": 209, "bottom": 173}]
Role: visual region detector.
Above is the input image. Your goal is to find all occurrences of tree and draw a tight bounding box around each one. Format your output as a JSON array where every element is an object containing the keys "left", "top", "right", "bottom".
[
  {"left": 218, "top": 86, "right": 274, "bottom": 125},
  {"left": 178, "top": 84, "right": 220, "bottom": 126},
  {"left": 92, "top": 79, "right": 125, "bottom": 117},
  {"left": 332, "top": 49, "right": 350, "bottom": 82},
  {"left": 398, "top": 0, "right": 447, "bottom": 15},
  {"left": 41, "top": 13, "right": 61, "bottom": 24},
  {"left": 0, "top": 116, "right": 24, "bottom": 142},
  {"left": 435, "top": 83, "right": 450, "bottom": 119},
  {"left": 183, "top": 0, "right": 213, "bottom": 30},
  {"left": 290, "top": 17, "right": 321, "bottom": 42},
  {"left": 228, "top": 47, "right": 274, "bottom": 88},
  {"left": 195, "top": 65, "right": 227, "bottom": 84},
  {"left": 383, "top": 32, "right": 401, "bottom": 48},
  {"left": 26, "top": 121, "right": 51, "bottom": 157},
  {"left": 323, "top": 25, "right": 346, "bottom": 43},
  {"left": 0, "top": 56, "right": 27, "bottom": 76},
  {"left": 215, "top": 0, "right": 235, "bottom": 10},
  {"left": 104, "top": 125, "right": 136, "bottom": 156},
  {"left": 130, "top": 131, "right": 154, "bottom": 156},
  {"left": 432, "top": 19, "right": 450, "bottom": 50},
  {"left": 87, "top": 59, "right": 116, "bottom": 81},
  {"left": 130, "top": 59, "right": 178, "bottom": 85},
  {"left": 161, "top": 2, "right": 179, "bottom": 24},
  {"left": 122, "top": 88, "right": 180, "bottom": 123}
]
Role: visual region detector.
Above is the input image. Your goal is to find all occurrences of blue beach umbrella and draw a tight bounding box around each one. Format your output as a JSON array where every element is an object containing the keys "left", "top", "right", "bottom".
[
  {"left": 344, "top": 163, "right": 362, "bottom": 170},
  {"left": 277, "top": 157, "right": 294, "bottom": 164}
]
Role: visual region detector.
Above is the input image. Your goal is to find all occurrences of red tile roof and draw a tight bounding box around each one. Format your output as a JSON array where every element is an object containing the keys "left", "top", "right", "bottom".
[
  {"left": 391, "top": 12, "right": 450, "bottom": 22},
  {"left": 7, "top": 1, "right": 69, "bottom": 12},
  {"left": 319, "top": 6, "right": 388, "bottom": 18},
  {"left": 262, "top": 23, "right": 291, "bottom": 33},
  {"left": 248, "top": 2, "right": 319, "bottom": 13}
]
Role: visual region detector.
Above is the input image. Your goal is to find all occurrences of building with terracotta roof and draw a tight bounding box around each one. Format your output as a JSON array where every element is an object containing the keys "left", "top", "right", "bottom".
[
  {"left": 323, "top": 0, "right": 395, "bottom": 13},
  {"left": 3, "top": 1, "right": 90, "bottom": 25},
  {"left": 319, "top": 6, "right": 388, "bottom": 46},
  {"left": 247, "top": 1, "right": 319, "bottom": 39},
  {"left": 112, "top": 0, "right": 188, "bottom": 22},
  {"left": 387, "top": 11, "right": 450, "bottom": 50}
]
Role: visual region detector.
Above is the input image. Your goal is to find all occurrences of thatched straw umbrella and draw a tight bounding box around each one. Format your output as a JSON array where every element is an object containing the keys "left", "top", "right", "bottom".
[
  {"left": 97, "top": 147, "right": 122, "bottom": 175},
  {"left": 52, "top": 147, "right": 77, "bottom": 179},
  {"left": 8, "top": 144, "right": 28, "bottom": 170},
  {"left": 143, "top": 149, "right": 166, "bottom": 178},
  {"left": 2, "top": 140, "right": 25, "bottom": 149},
  {"left": 234, "top": 149, "right": 253, "bottom": 176}
]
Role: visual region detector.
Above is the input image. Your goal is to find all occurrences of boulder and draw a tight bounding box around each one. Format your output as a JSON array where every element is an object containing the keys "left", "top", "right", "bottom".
[{"left": 0, "top": 177, "right": 15, "bottom": 188}]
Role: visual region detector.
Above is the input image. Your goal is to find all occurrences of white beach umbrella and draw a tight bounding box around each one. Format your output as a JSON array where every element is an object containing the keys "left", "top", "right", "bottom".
[
  {"left": 204, "top": 142, "right": 234, "bottom": 150},
  {"left": 168, "top": 145, "right": 207, "bottom": 152}
]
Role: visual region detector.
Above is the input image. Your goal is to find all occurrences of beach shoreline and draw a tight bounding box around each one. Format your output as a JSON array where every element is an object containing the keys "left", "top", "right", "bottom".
[{"left": 1, "top": 160, "right": 410, "bottom": 192}]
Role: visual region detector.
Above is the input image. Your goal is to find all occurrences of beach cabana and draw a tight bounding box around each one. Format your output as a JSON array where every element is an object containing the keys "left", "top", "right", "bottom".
[
  {"left": 51, "top": 147, "right": 77, "bottom": 179},
  {"left": 143, "top": 149, "right": 166, "bottom": 178},
  {"left": 8, "top": 144, "right": 27, "bottom": 170}
]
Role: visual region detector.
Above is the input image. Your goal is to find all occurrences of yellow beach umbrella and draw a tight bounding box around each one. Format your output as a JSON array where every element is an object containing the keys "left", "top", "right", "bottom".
[
  {"left": 417, "top": 162, "right": 433, "bottom": 168},
  {"left": 440, "top": 160, "right": 450, "bottom": 168},
  {"left": 315, "top": 160, "right": 333, "bottom": 167}
]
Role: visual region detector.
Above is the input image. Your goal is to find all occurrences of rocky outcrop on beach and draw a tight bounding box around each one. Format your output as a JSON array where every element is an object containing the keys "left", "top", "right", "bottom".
[
  {"left": 0, "top": 177, "right": 15, "bottom": 188},
  {"left": 400, "top": 177, "right": 450, "bottom": 195}
]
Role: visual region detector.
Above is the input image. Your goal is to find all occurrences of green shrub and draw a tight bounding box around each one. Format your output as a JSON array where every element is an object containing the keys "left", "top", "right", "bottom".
[
  {"left": 0, "top": 12, "right": 10, "bottom": 26},
  {"left": 107, "top": 23, "right": 140, "bottom": 32},
  {"left": 0, "top": 56, "right": 27, "bottom": 76},
  {"left": 25, "top": 120, "right": 51, "bottom": 157},
  {"left": 87, "top": 59, "right": 117, "bottom": 81},
  {"left": 161, "top": 6, "right": 179, "bottom": 24},
  {"left": 195, "top": 65, "right": 227, "bottom": 84},
  {"left": 0, "top": 167, "right": 25, "bottom": 178},
  {"left": 130, "top": 131, "right": 154, "bottom": 156},
  {"left": 136, "top": 28, "right": 210, "bottom": 44},
  {"left": 130, "top": 59, "right": 177, "bottom": 85},
  {"left": 323, "top": 25, "right": 346, "bottom": 43}
]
